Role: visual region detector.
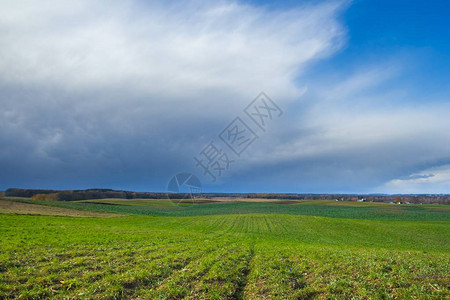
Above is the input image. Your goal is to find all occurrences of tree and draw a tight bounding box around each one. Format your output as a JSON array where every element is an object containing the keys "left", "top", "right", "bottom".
[{"left": 31, "top": 193, "right": 58, "bottom": 201}]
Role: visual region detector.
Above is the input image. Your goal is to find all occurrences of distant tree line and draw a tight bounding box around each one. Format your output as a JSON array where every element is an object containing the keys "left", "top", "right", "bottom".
[
  {"left": 4, "top": 188, "right": 450, "bottom": 204},
  {"left": 5, "top": 188, "right": 186, "bottom": 201},
  {"left": 5, "top": 189, "right": 58, "bottom": 198},
  {"left": 241, "top": 193, "right": 449, "bottom": 204},
  {"left": 31, "top": 193, "right": 58, "bottom": 201}
]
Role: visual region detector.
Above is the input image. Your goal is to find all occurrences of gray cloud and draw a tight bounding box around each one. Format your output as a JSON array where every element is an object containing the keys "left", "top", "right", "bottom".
[
  {"left": 0, "top": 0, "right": 347, "bottom": 191},
  {"left": 211, "top": 59, "right": 450, "bottom": 193},
  {"left": 1, "top": 0, "right": 448, "bottom": 193}
]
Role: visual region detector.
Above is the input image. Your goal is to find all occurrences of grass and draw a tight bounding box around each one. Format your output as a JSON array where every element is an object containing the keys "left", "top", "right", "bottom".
[
  {"left": 0, "top": 199, "right": 119, "bottom": 217},
  {"left": 8, "top": 198, "right": 450, "bottom": 221},
  {"left": 0, "top": 198, "right": 449, "bottom": 299}
]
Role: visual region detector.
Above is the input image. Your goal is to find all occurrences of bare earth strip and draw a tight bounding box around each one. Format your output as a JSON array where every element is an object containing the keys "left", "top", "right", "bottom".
[
  {"left": 211, "top": 197, "right": 282, "bottom": 202},
  {"left": 0, "top": 199, "right": 120, "bottom": 217}
]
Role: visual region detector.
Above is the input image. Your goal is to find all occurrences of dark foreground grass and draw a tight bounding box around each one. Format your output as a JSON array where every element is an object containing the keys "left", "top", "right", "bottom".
[{"left": 0, "top": 210, "right": 449, "bottom": 299}]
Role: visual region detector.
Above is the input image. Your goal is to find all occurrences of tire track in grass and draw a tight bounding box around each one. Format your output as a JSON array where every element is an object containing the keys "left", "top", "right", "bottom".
[
  {"left": 76, "top": 237, "right": 222, "bottom": 298},
  {"left": 219, "top": 215, "right": 231, "bottom": 230},
  {"left": 207, "top": 215, "right": 234, "bottom": 236},
  {"left": 244, "top": 215, "right": 251, "bottom": 233},
  {"left": 82, "top": 242, "right": 209, "bottom": 296},
  {"left": 206, "top": 215, "right": 225, "bottom": 232},
  {"left": 210, "top": 215, "right": 233, "bottom": 235},
  {"left": 234, "top": 215, "right": 244, "bottom": 233},
  {"left": 232, "top": 242, "right": 255, "bottom": 300},
  {"left": 146, "top": 241, "right": 237, "bottom": 299},
  {"left": 111, "top": 239, "right": 228, "bottom": 298},
  {"left": 264, "top": 215, "right": 273, "bottom": 233},
  {"left": 188, "top": 242, "right": 254, "bottom": 299},
  {"left": 227, "top": 215, "right": 241, "bottom": 233},
  {"left": 243, "top": 245, "right": 315, "bottom": 299},
  {"left": 251, "top": 215, "right": 260, "bottom": 233},
  {"left": 272, "top": 216, "right": 295, "bottom": 233},
  {"left": 271, "top": 215, "right": 289, "bottom": 234},
  {"left": 1, "top": 239, "right": 205, "bottom": 299}
]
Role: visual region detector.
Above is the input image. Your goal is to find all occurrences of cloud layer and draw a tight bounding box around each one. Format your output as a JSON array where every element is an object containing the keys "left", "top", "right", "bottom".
[
  {"left": 1, "top": 0, "right": 448, "bottom": 193},
  {"left": 0, "top": 0, "right": 344, "bottom": 100}
]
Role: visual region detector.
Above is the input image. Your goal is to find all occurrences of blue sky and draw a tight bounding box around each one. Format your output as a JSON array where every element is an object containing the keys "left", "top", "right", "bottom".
[{"left": 1, "top": 0, "right": 449, "bottom": 193}]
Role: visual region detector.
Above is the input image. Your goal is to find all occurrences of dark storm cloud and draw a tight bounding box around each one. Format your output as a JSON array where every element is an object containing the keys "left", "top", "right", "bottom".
[
  {"left": 0, "top": 0, "right": 347, "bottom": 191},
  {"left": 1, "top": 0, "right": 449, "bottom": 193}
]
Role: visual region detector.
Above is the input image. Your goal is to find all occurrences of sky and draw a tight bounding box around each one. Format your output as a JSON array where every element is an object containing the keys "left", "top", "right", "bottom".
[{"left": 1, "top": 0, "right": 450, "bottom": 194}]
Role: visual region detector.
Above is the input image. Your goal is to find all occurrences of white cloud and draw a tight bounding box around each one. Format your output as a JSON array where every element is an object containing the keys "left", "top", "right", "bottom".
[
  {"left": 248, "top": 64, "right": 450, "bottom": 163},
  {"left": 0, "top": 0, "right": 351, "bottom": 190},
  {"left": 379, "top": 165, "right": 450, "bottom": 194},
  {"left": 2, "top": 0, "right": 445, "bottom": 193},
  {"left": 0, "top": 0, "right": 346, "bottom": 103},
  {"left": 232, "top": 60, "right": 450, "bottom": 193}
]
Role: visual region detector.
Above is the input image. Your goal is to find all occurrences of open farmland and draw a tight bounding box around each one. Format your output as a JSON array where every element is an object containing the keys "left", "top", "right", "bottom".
[
  {"left": 7, "top": 198, "right": 450, "bottom": 221},
  {"left": 0, "top": 199, "right": 119, "bottom": 218},
  {"left": 0, "top": 198, "right": 449, "bottom": 299}
]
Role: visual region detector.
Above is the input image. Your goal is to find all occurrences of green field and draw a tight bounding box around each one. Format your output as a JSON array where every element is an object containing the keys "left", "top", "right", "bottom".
[
  {"left": 0, "top": 198, "right": 449, "bottom": 299},
  {"left": 10, "top": 198, "right": 450, "bottom": 221}
]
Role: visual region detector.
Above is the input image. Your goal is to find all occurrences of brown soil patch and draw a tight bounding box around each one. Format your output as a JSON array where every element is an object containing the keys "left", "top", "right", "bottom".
[
  {"left": 274, "top": 200, "right": 304, "bottom": 205},
  {"left": 0, "top": 199, "right": 120, "bottom": 217},
  {"left": 211, "top": 197, "right": 281, "bottom": 203}
]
